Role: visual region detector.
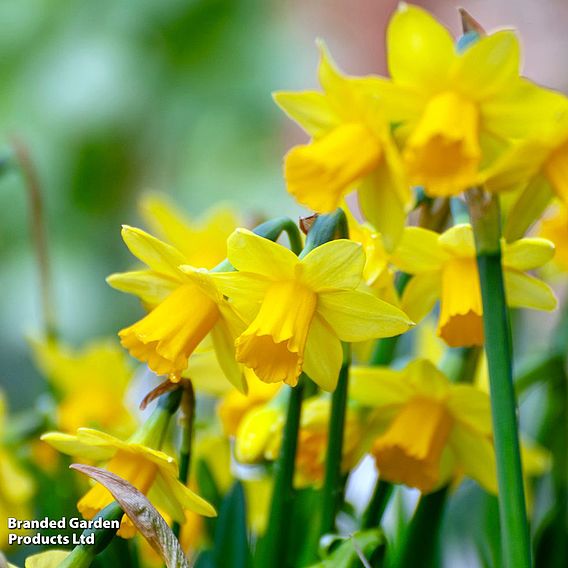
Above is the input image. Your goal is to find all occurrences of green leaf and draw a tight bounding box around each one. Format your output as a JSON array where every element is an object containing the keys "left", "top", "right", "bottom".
[
  {"left": 213, "top": 482, "right": 251, "bottom": 568},
  {"left": 308, "top": 529, "right": 384, "bottom": 568}
]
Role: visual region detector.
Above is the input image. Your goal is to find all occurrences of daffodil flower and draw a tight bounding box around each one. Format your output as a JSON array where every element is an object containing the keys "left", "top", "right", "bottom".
[
  {"left": 41, "top": 428, "right": 216, "bottom": 538},
  {"left": 350, "top": 359, "right": 497, "bottom": 494},
  {"left": 107, "top": 226, "right": 246, "bottom": 390},
  {"left": 274, "top": 43, "right": 410, "bottom": 251},
  {"left": 375, "top": 4, "right": 567, "bottom": 197},
  {"left": 210, "top": 229, "right": 412, "bottom": 390},
  {"left": 235, "top": 394, "right": 364, "bottom": 487},
  {"left": 538, "top": 203, "right": 568, "bottom": 272},
  {"left": 392, "top": 224, "right": 556, "bottom": 347},
  {"left": 30, "top": 338, "right": 137, "bottom": 437},
  {"left": 139, "top": 194, "right": 239, "bottom": 269}
]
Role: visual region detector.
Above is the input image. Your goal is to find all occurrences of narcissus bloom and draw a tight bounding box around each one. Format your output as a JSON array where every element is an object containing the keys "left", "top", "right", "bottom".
[
  {"left": 350, "top": 359, "right": 497, "bottom": 494},
  {"left": 376, "top": 4, "right": 567, "bottom": 197},
  {"left": 107, "top": 226, "right": 245, "bottom": 390},
  {"left": 41, "top": 427, "right": 215, "bottom": 538},
  {"left": 274, "top": 43, "right": 410, "bottom": 251},
  {"left": 392, "top": 224, "right": 556, "bottom": 347},
  {"left": 140, "top": 194, "right": 239, "bottom": 269},
  {"left": 211, "top": 229, "right": 412, "bottom": 390},
  {"left": 235, "top": 394, "right": 365, "bottom": 487},
  {"left": 30, "top": 338, "right": 136, "bottom": 436}
]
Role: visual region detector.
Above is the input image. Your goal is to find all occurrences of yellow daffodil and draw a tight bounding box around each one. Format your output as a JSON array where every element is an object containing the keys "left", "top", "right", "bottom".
[
  {"left": 41, "top": 427, "right": 215, "bottom": 538},
  {"left": 139, "top": 194, "right": 239, "bottom": 269},
  {"left": 0, "top": 394, "right": 35, "bottom": 548},
  {"left": 15, "top": 550, "right": 69, "bottom": 568},
  {"left": 217, "top": 370, "right": 281, "bottom": 436},
  {"left": 274, "top": 43, "right": 410, "bottom": 251},
  {"left": 538, "top": 203, "right": 568, "bottom": 272},
  {"left": 107, "top": 226, "right": 246, "bottom": 390},
  {"left": 235, "top": 394, "right": 364, "bottom": 487},
  {"left": 30, "top": 338, "right": 137, "bottom": 436},
  {"left": 375, "top": 4, "right": 567, "bottom": 197},
  {"left": 392, "top": 224, "right": 556, "bottom": 347},
  {"left": 211, "top": 229, "right": 412, "bottom": 390},
  {"left": 350, "top": 359, "right": 497, "bottom": 494}
]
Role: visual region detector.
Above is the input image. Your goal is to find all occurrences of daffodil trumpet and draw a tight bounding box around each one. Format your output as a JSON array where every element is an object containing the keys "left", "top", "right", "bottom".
[{"left": 467, "top": 190, "right": 531, "bottom": 568}]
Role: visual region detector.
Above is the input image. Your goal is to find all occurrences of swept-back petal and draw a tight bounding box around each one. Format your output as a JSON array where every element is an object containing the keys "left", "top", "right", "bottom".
[
  {"left": 502, "top": 238, "right": 555, "bottom": 271},
  {"left": 448, "top": 425, "right": 498, "bottom": 494},
  {"left": 405, "top": 359, "right": 450, "bottom": 399},
  {"left": 106, "top": 270, "right": 178, "bottom": 308},
  {"left": 210, "top": 315, "right": 247, "bottom": 393},
  {"left": 226, "top": 229, "right": 299, "bottom": 279},
  {"left": 120, "top": 225, "right": 186, "bottom": 279},
  {"left": 40, "top": 432, "right": 115, "bottom": 462},
  {"left": 400, "top": 272, "right": 441, "bottom": 323},
  {"left": 302, "top": 315, "right": 343, "bottom": 392},
  {"left": 387, "top": 4, "right": 455, "bottom": 92},
  {"left": 273, "top": 91, "right": 340, "bottom": 138},
  {"left": 504, "top": 270, "right": 557, "bottom": 311},
  {"left": 318, "top": 289, "right": 412, "bottom": 342},
  {"left": 391, "top": 227, "right": 448, "bottom": 273},
  {"left": 349, "top": 366, "right": 412, "bottom": 408},
  {"left": 438, "top": 224, "right": 476, "bottom": 257},
  {"left": 447, "top": 385, "right": 492, "bottom": 435},
  {"left": 453, "top": 31, "right": 520, "bottom": 100},
  {"left": 157, "top": 471, "right": 216, "bottom": 517},
  {"left": 300, "top": 239, "right": 364, "bottom": 291}
]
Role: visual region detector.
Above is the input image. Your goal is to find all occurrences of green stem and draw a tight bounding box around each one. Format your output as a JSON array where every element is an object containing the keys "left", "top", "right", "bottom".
[
  {"left": 362, "top": 481, "right": 393, "bottom": 530},
  {"left": 257, "top": 380, "right": 305, "bottom": 568},
  {"left": 59, "top": 502, "right": 123, "bottom": 568},
  {"left": 319, "top": 346, "right": 351, "bottom": 536},
  {"left": 173, "top": 382, "right": 196, "bottom": 538},
  {"left": 12, "top": 137, "right": 57, "bottom": 340},
  {"left": 393, "top": 487, "right": 448, "bottom": 568},
  {"left": 468, "top": 189, "right": 531, "bottom": 568}
]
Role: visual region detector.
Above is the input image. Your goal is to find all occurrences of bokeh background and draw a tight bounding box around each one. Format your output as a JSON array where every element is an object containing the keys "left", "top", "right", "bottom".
[{"left": 1, "top": 3, "right": 567, "bottom": 564}]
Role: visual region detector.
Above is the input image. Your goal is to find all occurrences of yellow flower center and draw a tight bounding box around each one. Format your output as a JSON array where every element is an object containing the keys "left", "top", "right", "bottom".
[
  {"left": 235, "top": 281, "right": 317, "bottom": 386},
  {"left": 77, "top": 450, "right": 158, "bottom": 538},
  {"left": 119, "top": 284, "right": 219, "bottom": 378},
  {"left": 284, "top": 123, "right": 382, "bottom": 212},
  {"left": 545, "top": 140, "right": 568, "bottom": 204},
  {"left": 404, "top": 91, "right": 480, "bottom": 196},
  {"left": 438, "top": 256, "right": 484, "bottom": 347},
  {"left": 372, "top": 397, "right": 453, "bottom": 493}
]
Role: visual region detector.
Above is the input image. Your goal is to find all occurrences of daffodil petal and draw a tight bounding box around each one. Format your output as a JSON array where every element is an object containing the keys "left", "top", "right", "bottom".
[
  {"left": 373, "top": 78, "right": 424, "bottom": 123},
  {"left": 318, "top": 289, "right": 412, "bottom": 342},
  {"left": 303, "top": 315, "right": 343, "bottom": 392},
  {"left": 120, "top": 226, "right": 186, "bottom": 278},
  {"left": 454, "top": 31, "right": 520, "bottom": 100},
  {"left": 227, "top": 228, "right": 299, "bottom": 279},
  {"left": 300, "top": 239, "right": 364, "bottom": 291},
  {"left": 349, "top": 366, "right": 412, "bottom": 408},
  {"left": 358, "top": 158, "right": 409, "bottom": 253},
  {"left": 148, "top": 475, "right": 186, "bottom": 524},
  {"left": 387, "top": 4, "right": 455, "bottom": 92},
  {"left": 40, "top": 432, "right": 114, "bottom": 461},
  {"left": 405, "top": 359, "right": 449, "bottom": 399},
  {"left": 208, "top": 271, "right": 271, "bottom": 304},
  {"left": 504, "top": 176, "right": 554, "bottom": 241},
  {"left": 448, "top": 425, "right": 498, "bottom": 494},
  {"left": 482, "top": 79, "right": 568, "bottom": 139},
  {"left": 273, "top": 91, "right": 340, "bottom": 138},
  {"left": 106, "top": 270, "right": 178, "bottom": 307},
  {"left": 25, "top": 550, "right": 70, "bottom": 568},
  {"left": 438, "top": 224, "right": 476, "bottom": 257},
  {"left": 391, "top": 227, "right": 448, "bottom": 273},
  {"left": 504, "top": 270, "right": 557, "bottom": 311},
  {"left": 211, "top": 317, "right": 247, "bottom": 393},
  {"left": 158, "top": 471, "right": 216, "bottom": 517},
  {"left": 502, "top": 238, "right": 555, "bottom": 271},
  {"left": 400, "top": 272, "right": 440, "bottom": 323},
  {"left": 447, "top": 385, "right": 492, "bottom": 436}
]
